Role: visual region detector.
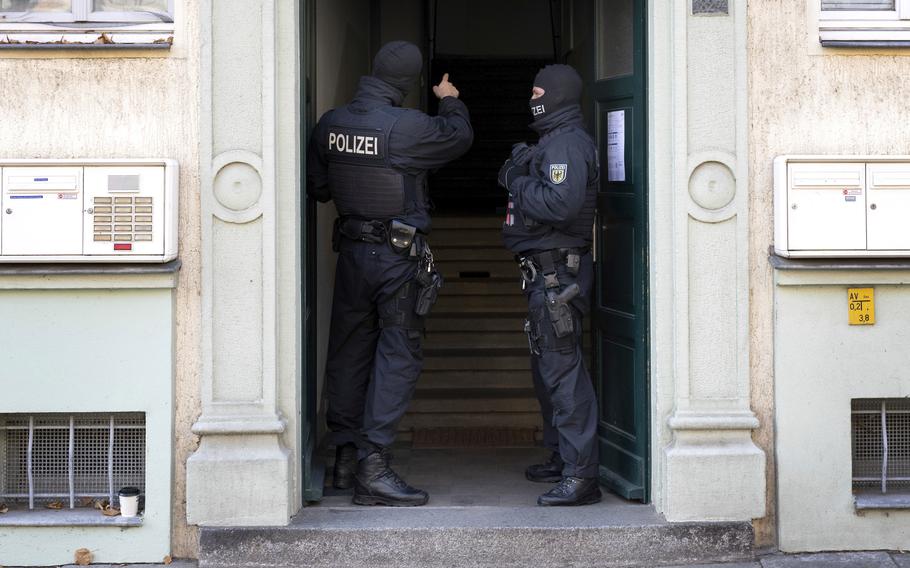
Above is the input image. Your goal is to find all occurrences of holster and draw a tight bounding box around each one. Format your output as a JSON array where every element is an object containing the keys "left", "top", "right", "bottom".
[
  {"left": 545, "top": 283, "right": 580, "bottom": 338},
  {"left": 414, "top": 242, "right": 443, "bottom": 317},
  {"left": 415, "top": 271, "right": 443, "bottom": 316}
]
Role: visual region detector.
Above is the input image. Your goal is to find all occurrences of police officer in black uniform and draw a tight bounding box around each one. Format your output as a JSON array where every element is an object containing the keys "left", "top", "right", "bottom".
[
  {"left": 498, "top": 64, "right": 601, "bottom": 506},
  {"left": 307, "top": 41, "right": 473, "bottom": 507}
]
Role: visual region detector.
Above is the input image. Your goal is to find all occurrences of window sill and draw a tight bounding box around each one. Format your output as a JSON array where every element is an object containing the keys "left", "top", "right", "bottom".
[
  {"left": 854, "top": 491, "right": 910, "bottom": 510},
  {"left": 0, "top": 34, "right": 172, "bottom": 49},
  {"left": 0, "top": 506, "right": 143, "bottom": 527},
  {"left": 0, "top": 24, "right": 173, "bottom": 49},
  {"left": 820, "top": 22, "right": 910, "bottom": 47}
]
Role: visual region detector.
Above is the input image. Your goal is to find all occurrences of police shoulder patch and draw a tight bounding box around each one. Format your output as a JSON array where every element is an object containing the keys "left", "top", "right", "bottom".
[{"left": 549, "top": 163, "right": 568, "bottom": 185}]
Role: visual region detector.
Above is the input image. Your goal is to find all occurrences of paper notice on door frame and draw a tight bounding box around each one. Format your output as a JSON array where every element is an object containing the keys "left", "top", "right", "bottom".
[{"left": 607, "top": 110, "right": 626, "bottom": 182}]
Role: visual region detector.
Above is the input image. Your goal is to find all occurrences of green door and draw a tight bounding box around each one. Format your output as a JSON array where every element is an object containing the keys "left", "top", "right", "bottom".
[{"left": 591, "top": 0, "right": 649, "bottom": 502}]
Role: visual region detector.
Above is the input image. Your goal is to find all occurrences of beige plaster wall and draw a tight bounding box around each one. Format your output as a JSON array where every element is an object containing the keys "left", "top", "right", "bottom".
[
  {"left": 0, "top": 3, "right": 202, "bottom": 558},
  {"left": 748, "top": 0, "right": 910, "bottom": 548}
]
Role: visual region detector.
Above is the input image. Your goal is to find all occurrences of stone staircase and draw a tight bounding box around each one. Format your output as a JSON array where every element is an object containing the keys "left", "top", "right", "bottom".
[{"left": 400, "top": 215, "right": 543, "bottom": 436}]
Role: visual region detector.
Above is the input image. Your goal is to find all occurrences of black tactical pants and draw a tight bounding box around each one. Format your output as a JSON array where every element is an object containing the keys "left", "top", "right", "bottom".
[
  {"left": 324, "top": 239, "right": 423, "bottom": 455},
  {"left": 525, "top": 252, "right": 599, "bottom": 478}
]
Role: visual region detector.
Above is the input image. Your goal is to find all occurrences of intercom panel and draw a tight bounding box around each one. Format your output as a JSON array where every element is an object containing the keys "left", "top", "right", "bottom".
[{"left": 0, "top": 159, "right": 177, "bottom": 262}]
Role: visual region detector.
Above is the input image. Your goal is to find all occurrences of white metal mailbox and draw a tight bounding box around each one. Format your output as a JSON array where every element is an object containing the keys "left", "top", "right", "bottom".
[
  {"left": 0, "top": 159, "right": 177, "bottom": 262},
  {"left": 774, "top": 156, "right": 910, "bottom": 258}
]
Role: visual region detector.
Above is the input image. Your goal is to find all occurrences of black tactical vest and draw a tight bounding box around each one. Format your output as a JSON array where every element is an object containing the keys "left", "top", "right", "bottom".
[
  {"left": 325, "top": 105, "right": 426, "bottom": 220},
  {"left": 567, "top": 140, "right": 598, "bottom": 243}
]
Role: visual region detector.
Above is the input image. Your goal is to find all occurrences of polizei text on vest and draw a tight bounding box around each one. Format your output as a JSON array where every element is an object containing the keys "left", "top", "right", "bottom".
[{"left": 329, "top": 132, "right": 381, "bottom": 156}]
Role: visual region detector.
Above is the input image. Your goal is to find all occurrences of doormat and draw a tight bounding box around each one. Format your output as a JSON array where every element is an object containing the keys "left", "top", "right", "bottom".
[{"left": 412, "top": 427, "right": 537, "bottom": 449}]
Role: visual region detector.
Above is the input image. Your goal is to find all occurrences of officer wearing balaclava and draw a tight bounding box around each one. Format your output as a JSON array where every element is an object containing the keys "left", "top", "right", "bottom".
[
  {"left": 498, "top": 64, "right": 600, "bottom": 506},
  {"left": 308, "top": 41, "right": 473, "bottom": 506}
]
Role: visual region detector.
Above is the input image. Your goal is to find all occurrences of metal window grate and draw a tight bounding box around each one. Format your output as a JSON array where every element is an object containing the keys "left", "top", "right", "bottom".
[
  {"left": 693, "top": 0, "right": 729, "bottom": 14},
  {"left": 0, "top": 413, "right": 145, "bottom": 509},
  {"left": 852, "top": 399, "right": 910, "bottom": 493}
]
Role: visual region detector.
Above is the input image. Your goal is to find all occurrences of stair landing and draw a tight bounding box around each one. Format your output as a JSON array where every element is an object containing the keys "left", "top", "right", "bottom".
[{"left": 198, "top": 448, "right": 754, "bottom": 568}]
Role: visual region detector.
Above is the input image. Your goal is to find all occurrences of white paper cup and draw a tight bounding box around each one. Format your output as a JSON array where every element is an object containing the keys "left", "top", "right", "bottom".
[{"left": 118, "top": 487, "right": 141, "bottom": 518}]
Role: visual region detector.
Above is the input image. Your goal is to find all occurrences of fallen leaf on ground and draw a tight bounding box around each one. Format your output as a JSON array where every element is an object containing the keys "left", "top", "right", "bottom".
[
  {"left": 74, "top": 548, "right": 92, "bottom": 565},
  {"left": 0, "top": 503, "right": 8, "bottom": 514},
  {"left": 101, "top": 505, "right": 120, "bottom": 517},
  {"left": 77, "top": 497, "right": 94, "bottom": 507},
  {"left": 45, "top": 501, "right": 64, "bottom": 510},
  {"left": 163, "top": 555, "right": 173, "bottom": 565},
  {"left": 93, "top": 499, "right": 108, "bottom": 511}
]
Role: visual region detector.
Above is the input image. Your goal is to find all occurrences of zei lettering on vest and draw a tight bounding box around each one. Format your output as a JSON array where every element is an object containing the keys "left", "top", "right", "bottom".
[
  {"left": 328, "top": 132, "right": 380, "bottom": 156},
  {"left": 531, "top": 104, "right": 546, "bottom": 117}
]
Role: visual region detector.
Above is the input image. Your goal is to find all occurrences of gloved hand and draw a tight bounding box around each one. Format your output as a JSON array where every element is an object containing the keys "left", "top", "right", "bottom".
[
  {"left": 498, "top": 157, "right": 530, "bottom": 190},
  {"left": 510, "top": 142, "right": 533, "bottom": 165}
]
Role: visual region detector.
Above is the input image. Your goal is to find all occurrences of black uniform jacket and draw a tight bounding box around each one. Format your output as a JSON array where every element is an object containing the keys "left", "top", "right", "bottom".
[
  {"left": 306, "top": 76, "right": 473, "bottom": 234},
  {"left": 502, "top": 105, "right": 598, "bottom": 254}
]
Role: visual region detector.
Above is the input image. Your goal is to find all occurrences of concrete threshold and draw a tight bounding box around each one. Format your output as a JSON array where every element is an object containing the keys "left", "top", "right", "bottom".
[{"left": 198, "top": 493, "right": 754, "bottom": 568}]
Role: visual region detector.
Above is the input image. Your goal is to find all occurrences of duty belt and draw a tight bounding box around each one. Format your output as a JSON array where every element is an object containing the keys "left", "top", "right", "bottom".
[
  {"left": 516, "top": 247, "right": 588, "bottom": 289},
  {"left": 336, "top": 218, "right": 386, "bottom": 244},
  {"left": 334, "top": 217, "right": 426, "bottom": 257}
]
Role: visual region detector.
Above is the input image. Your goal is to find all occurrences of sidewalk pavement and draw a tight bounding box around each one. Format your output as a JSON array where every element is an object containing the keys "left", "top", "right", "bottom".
[
  {"left": 668, "top": 551, "right": 910, "bottom": 568},
  {"left": 28, "top": 552, "right": 910, "bottom": 568}
]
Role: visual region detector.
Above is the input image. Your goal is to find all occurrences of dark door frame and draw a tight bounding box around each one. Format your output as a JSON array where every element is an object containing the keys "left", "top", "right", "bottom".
[
  {"left": 591, "top": 0, "right": 650, "bottom": 503},
  {"left": 298, "top": 0, "right": 652, "bottom": 505},
  {"left": 300, "top": 0, "right": 323, "bottom": 503}
]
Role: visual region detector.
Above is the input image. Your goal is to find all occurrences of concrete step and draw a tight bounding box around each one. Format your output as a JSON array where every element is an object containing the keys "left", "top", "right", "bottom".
[
  {"left": 433, "top": 247, "right": 514, "bottom": 262},
  {"left": 423, "top": 348, "right": 530, "bottom": 371},
  {"left": 198, "top": 504, "right": 754, "bottom": 568},
  {"left": 432, "top": 228, "right": 504, "bottom": 247},
  {"left": 437, "top": 260, "right": 517, "bottom": 280},
  {"left": 434, "top": 293, "right": 526, "bottom": 312},
  {"left": 424, "top": 330, "right": 591, "bottom": 351},
  {"left": 427, "top": 312, "right": 525, "bottom": 332},
  {"left": 406, "top": 389, "right": 538, "bottom": 414},
  {"left": 432, "top": 215, "right": 502, "bottom": 230},
  {"left": 416, "top": 370, "right": 531, "bottom": 390},
  {"left": 442, "top": 278, "right": 518, "bottom": 296},
  {"left": 424, "top": 331, "right": 527, "bottom": 350},
  {"left": 399, "top": 411, "right": 542, "bottom": 430}
]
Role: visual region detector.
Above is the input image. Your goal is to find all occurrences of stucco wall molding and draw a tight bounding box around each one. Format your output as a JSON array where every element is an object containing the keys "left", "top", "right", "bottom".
[
  {"left": 652, "top": 0, "right": 766, "bottom": 522},
  {"left": 211, "top": 150, "right": 265, "bottom": 224},
  {"left": 186, "top": 0, "right": 293, "bottom": 527}
]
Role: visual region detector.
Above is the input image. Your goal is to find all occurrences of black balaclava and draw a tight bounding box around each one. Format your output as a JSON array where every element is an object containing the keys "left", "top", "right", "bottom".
[
  {"left": 529, "top": 64, "right": 583, "bottom": 121},
  {"left": 372, "top": 41, "right": 423, "bottom": 97}
]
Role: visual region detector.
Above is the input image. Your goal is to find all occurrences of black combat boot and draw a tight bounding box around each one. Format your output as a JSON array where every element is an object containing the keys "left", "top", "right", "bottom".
[
  {"left": 353, "top": 449, "right": 429, "bottom": 507},
  {"left": 525, "top": 451, "right": 564, "bottom": 483},
  {"left": 332, "top": 443, "right": 358, "bottom": 490},
  {"left": 537, "top": 476, "right": 602, "bottom": 506}
]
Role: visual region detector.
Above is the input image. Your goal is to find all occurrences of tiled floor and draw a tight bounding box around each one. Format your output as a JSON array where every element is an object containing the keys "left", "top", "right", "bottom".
[{"left": 322, "top": 446, "right": 604, "bottom": 507}]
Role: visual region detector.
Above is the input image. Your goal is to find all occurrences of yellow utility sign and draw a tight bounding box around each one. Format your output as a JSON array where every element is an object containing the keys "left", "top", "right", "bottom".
[{"left": 848, "top": 288, "right": 875, "bottom": 325}]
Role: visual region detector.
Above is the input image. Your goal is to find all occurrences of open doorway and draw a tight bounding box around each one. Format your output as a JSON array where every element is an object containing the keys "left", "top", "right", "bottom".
[{"left": 303, "top": 0, "right": 649, "bottom": 507}]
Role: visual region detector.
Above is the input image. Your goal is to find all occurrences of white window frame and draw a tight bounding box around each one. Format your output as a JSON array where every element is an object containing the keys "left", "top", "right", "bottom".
[
  {"left": 819, "top": 0, "right": 910, "bottom": 46},
  {"left": 0, "top": 0, "right": 174, "bottom": 48}
]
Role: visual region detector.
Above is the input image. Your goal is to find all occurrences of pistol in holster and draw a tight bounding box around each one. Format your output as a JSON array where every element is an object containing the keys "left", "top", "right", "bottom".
[
  {"left": 414, "top": 242, "right": 443, "bottom": 317},
  {"left": 545, "top": 283, "right": 580, "bottom": 338}
]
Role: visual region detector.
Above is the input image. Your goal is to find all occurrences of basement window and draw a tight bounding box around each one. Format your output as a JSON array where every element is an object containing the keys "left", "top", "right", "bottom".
[
  {"left": 852, "top": 399, "right": 910, "bottom": 509},
  {"left": 819, "top": 0, "right": 910, "bottom": 47},
  {"left": 0, "top": 413, "right": 145, "bottom": 524},
  {"left": 0, "top": 0, "right": 174, "bottom": 49}
]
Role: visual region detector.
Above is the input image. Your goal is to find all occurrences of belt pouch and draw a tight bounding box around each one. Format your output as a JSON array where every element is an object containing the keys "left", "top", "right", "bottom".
[{"left": 388, "top": 219, "right": 417, "bottom": 253}]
